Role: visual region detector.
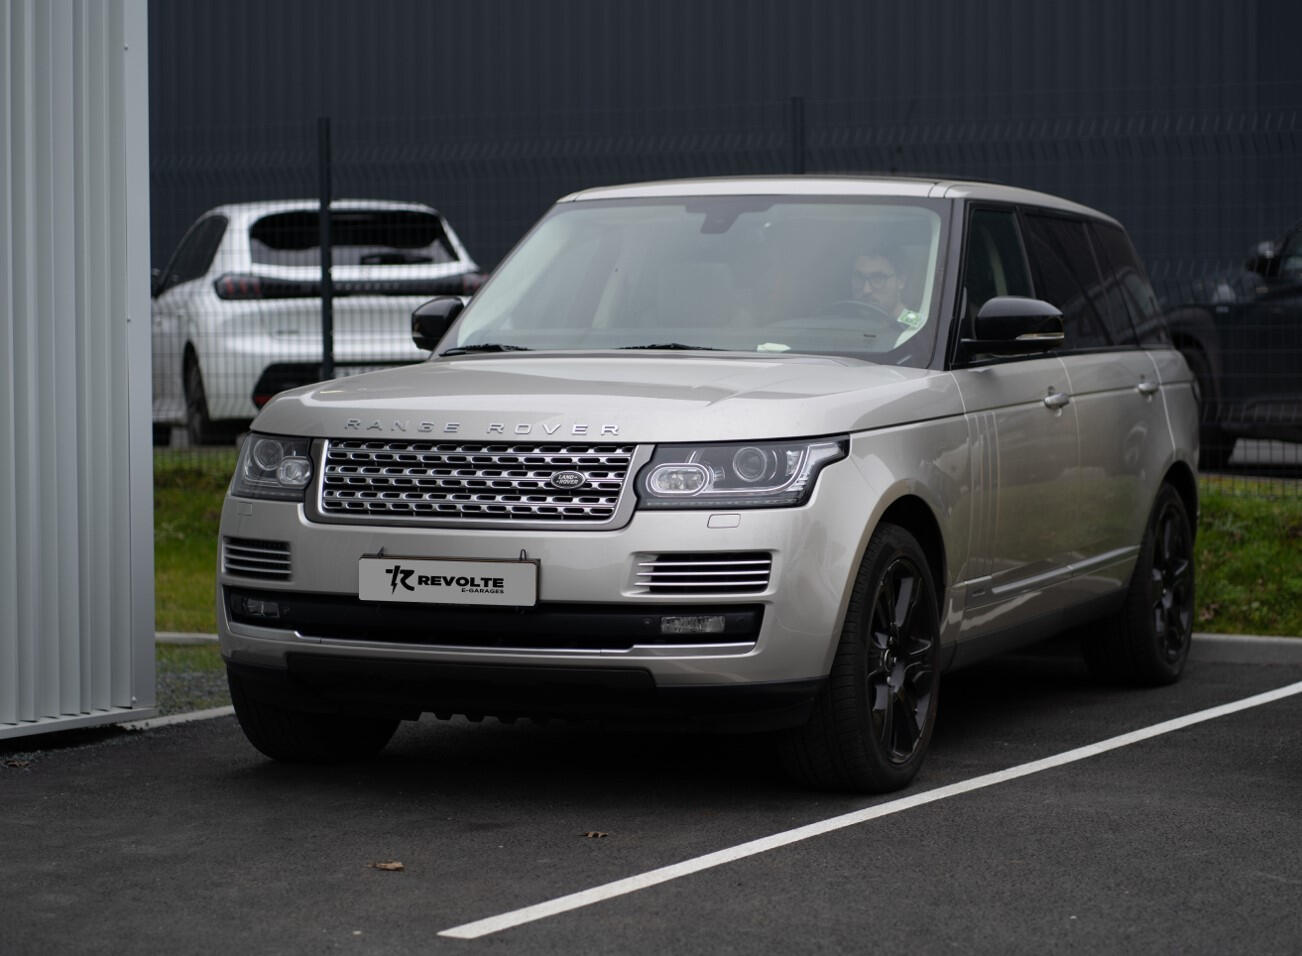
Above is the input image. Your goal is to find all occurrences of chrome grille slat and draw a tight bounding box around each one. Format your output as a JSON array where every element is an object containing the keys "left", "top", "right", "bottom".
[
  {"left": 635, "top": 553, "right": 773, "bottom": 595},
  {"left": 223, "top": 538, "right": 292, "bottom": 580},
  {"left": 320, "top": 440, "right": 635, "bottom": 523}
]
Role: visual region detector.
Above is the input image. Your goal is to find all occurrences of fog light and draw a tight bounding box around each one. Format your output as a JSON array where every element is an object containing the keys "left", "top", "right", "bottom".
[
  {"left": 231, "top": 594, "right": 281, "bottom": 620},
  {"left": 660, "top": 614, "right": 726, "bottom": 636}
]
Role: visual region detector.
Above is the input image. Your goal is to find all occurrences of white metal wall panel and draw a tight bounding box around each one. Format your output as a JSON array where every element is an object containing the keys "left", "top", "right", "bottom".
[{"left": 1, "top": 0, "right": 155, "bottom": 738}]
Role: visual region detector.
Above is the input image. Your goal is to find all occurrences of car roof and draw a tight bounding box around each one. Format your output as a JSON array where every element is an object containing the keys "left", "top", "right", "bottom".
[
  {"left": 199, "top": 198, "right": 442, "bottom": 222},
  {"left": 559, "top": 175, "right": 1116, "bottom": 225}
]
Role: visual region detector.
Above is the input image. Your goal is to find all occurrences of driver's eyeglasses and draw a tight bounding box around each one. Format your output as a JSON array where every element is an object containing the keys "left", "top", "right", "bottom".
[{"left": 854, "top": 270, "right": 895, "bottom": 289}]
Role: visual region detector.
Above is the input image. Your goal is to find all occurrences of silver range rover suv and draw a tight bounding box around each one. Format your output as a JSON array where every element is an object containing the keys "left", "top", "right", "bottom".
[{"left": 217, "top": 176, "right": 1199, "bottom": 792}]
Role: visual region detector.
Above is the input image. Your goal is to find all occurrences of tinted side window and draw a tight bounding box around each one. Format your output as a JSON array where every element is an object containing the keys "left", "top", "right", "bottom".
[
  {"left": 1023, "top": 214, "right": 1110, "bottom": 349},
  {"left": 1089, "top": 222, "right": 1168, "bottom": 346},
  {"left": 165, "top": 216, "right": 228, "bottom": 290},
  {"left": 1279, "top": 226, "right": 1302, "bottom": 278},
  {"left": 961, "top": 208, "right": 1033, "bottom": 323}
]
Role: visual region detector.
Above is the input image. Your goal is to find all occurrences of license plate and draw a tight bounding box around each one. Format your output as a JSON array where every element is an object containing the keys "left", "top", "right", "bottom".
[{"left": 358, "top": 556, "right": 538, "bottom": 607}]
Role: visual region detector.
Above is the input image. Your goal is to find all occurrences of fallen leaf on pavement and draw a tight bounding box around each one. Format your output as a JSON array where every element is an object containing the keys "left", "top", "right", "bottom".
[
  {"left": 583, "top": 831, "right": 609, "bottom": 839},
  {"left": 368, "top": 861, "right": 405, "bottom": 871}
]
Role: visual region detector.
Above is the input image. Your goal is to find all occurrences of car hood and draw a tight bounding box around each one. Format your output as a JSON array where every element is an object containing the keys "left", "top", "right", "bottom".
[{"left": 252, "top": 352, "right": 963, "bottom": 442}]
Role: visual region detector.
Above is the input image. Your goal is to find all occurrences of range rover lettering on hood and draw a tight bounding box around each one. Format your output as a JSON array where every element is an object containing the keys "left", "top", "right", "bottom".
[{"left": 342, "top": 419, "right": 620, "bottom": 437}]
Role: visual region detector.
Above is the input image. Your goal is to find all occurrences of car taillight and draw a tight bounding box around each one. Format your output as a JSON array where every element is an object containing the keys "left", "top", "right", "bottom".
[
  {"left": 214, "top": 272, "right": 484, "bottom": 299},
  {"left": 214, "top": 273, "right": 264, "bottom": 299},
  {"left": 215, "top": 273, "right": 320, "bottom": 300}
]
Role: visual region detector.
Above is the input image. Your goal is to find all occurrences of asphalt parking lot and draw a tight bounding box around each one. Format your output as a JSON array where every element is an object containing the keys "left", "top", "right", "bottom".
[{"left": 4, "top": 645, "right": 1301, "bottom": 955}]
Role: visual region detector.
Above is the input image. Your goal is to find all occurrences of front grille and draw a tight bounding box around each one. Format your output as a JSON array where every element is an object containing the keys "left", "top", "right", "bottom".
[
  {"left": 635, "top": 552, "right": 772, "bottom": 595},
  {"left": 318, "top": 440, "right": 636, "bottom": 524},
  {"left": 223, "top": 538, "right": 292, "bottom": 580}
]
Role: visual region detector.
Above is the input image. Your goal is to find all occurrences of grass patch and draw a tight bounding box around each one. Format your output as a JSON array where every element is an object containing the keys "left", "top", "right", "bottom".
[
  {"left": 154, "top": 449, "right": 236, "bottom": 633},
  {"left": 154, "top": 452, "right": 1302, "bottom": 637},
  {"left": 1194, "top": 476, "right": 1302, "bottom": 636},
  {"left": 156, "top": 642, "right": 226, "bottom": 677}
]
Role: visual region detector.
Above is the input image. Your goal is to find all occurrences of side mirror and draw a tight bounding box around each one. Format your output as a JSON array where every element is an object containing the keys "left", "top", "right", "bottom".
[
  {"left": 962, "top": 296, "right": 1064, "bottom": 356},
  {"left": 151, "top": 267, "right": 163, "bottom": 298},
  {"left": 411, "top": 296, "right": 465, "bottom": 351},
  {"left": 1244, "top": 240, "right": 1279, "bottom": 277}
]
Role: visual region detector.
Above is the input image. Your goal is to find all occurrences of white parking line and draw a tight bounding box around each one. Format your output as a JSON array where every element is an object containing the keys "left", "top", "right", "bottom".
[
  {"left": 121, "top": 705, "right": 235, "bottom": 731},
  {"left": 439, "top": 679, "right": 1302, "bottom": 940}
]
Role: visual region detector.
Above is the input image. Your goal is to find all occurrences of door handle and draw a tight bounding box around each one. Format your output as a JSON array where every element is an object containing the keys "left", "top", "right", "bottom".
[
  {"left": 1136, "top": 381, "right": 1159, "bottom": 397},
  {"left": 1042, "top": 390, "right": 1071, "bottom": 410}
]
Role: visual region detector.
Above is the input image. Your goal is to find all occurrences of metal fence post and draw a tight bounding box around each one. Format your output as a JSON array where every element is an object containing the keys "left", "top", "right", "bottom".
[
  {"left": 317, "top": 116, "right": 335, "bottom": 380},
  {"left": 790, "top": 95, "right": 805, "bottom": 174}
]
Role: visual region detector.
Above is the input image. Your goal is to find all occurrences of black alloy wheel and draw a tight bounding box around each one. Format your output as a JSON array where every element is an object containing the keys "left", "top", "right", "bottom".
[
  {"left": 780, "top": 523, "right": 940, "bottom": 792},
  {"left": 1083, "top": 483, "right": 1195, "bottom": 686},
  {"left": 1149, "top": 491, "right": 1195, "bottom": 666},
  {"left": 867, "top": 554, "right": 936, "bottom": 764}
]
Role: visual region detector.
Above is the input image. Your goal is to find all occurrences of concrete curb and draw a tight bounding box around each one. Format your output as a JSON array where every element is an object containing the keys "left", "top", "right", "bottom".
[
  {"left": 1188, "top": 632, "right": 1302, "bottom": 665},
  {"left": 155, "top": 631, "right": 1302, "bottom": 662},
  {"left": 156, "top": 632, "right": 217, "bottom": 645}
]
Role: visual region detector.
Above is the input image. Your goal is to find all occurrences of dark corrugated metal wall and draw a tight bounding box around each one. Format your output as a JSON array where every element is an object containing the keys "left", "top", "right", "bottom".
[{"left": 149, "top": 0, "right": 1302, "bottom": 294}]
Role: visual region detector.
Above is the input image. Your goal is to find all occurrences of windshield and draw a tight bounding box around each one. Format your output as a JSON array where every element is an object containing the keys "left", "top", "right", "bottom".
[{"left": 448, "top": 196, "right": 947, "bottom": 365}]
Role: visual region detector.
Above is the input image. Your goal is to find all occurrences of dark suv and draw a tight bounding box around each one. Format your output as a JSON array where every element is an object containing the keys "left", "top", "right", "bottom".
[{"left": 1164, "top": 220, "right": 1302, "bottom": 468}]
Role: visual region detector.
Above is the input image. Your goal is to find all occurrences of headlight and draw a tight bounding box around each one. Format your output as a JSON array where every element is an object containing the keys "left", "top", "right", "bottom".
[
  {"left": 636, "top": 438, "right": 847, "bottom": 509},
  {"left": 230, "top": 434, "right": 314, "bottom": 501}
]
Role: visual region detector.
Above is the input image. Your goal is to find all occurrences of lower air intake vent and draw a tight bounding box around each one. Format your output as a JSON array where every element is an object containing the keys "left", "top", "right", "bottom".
[
  {"left": 635, "top": 552, "right": 772, "bottom": 595},
  {"left": 223, "top": 537, "right": 292, "bottom": 581}
]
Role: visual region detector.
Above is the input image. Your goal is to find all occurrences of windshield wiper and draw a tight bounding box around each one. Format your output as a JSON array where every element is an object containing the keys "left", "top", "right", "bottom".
[
  {"left": 618, "top": 343, "right": 721, "bottom": 351},
  {"left": 439, "top": 344, "right": 532, "bottom": 356}
]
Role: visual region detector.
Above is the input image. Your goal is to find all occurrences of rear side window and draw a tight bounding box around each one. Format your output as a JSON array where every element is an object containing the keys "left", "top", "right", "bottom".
[
  {"left": 961, "top": 208, "right": 1033, "bottom": 322},
  {"left": 164, "top": 215, "right": 228, "bottom": 290},
  {"left": 1089, "top": 222, "right": 1168, "bottom": 346},
  {"left": 249, "top": 210, "right": 458, "bottom": 267},
  {"left": 1023, "top": 214, "right": 1111, "bottom": 349},
  {"left": 1280, "top": 227, "right": 1302, "bottom": 277}
]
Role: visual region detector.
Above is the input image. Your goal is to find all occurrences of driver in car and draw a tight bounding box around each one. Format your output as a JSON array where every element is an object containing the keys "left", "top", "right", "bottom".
[{"left": 850, "top": 249, "right": 926, "bottom": 346}]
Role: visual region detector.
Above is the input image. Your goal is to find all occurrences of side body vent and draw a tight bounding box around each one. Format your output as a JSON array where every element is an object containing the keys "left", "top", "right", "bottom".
[
  {"left": 223, "top": 537, "right": 292, "bottom": 581},
  {"left": 635, "top": 552, "right": 772, "bottom": 595}
]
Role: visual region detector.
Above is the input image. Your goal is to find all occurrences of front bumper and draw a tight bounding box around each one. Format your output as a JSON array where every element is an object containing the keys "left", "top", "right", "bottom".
[{"left": 217, "top": 458, "right": 873, "bottom": 716}]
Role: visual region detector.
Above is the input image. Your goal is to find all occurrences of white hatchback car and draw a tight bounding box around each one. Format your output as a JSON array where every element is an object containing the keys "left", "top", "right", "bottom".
[
  {"left": 218, "top": 177, "right": 1199, "bottom": 793},
  {"left": 151, "top": 199, "right": 482, "bottom": 444}
]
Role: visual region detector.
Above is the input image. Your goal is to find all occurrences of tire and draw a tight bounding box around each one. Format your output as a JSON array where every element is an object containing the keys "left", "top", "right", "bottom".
[
  {"left": 1083, "top": 484, "right": 1195, "bottom": 686},
  {"left": 152, "top": 423, "right": 172, "bottom": 447},
  {"left": 1179, "top": 346, "right": 1235, "bottom": 470},
  {"left": 227, "top": 667, "right": 399, "bottom": 763},
  {"left": 780, "top": 524, "right": 940, "bottom": 793},
  {"left": 185, "top": 359, "right": 232, "bottom": 446}
]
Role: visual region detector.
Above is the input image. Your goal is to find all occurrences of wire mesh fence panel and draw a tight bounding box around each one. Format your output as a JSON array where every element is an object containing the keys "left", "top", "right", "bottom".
[{"left": 149, "top": 95, "right": 1300, "bottom": 496}]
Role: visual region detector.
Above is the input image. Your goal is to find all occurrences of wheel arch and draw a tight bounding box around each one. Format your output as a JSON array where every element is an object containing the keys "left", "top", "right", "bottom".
[
  {"left": 1166, "top": 317, "right": 1223, "bottom": 410},
  {"left": 875, "top": 493, "right": 948, "bottom": 619},
  {"left": 1162, "top": 460, "right": 1199, "bottom": 541}
]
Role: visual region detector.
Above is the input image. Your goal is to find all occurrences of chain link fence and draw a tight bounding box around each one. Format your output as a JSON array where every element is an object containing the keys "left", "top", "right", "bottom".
[{"left": 151, "top": 92, "right": 1301, "bottom": 494}]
